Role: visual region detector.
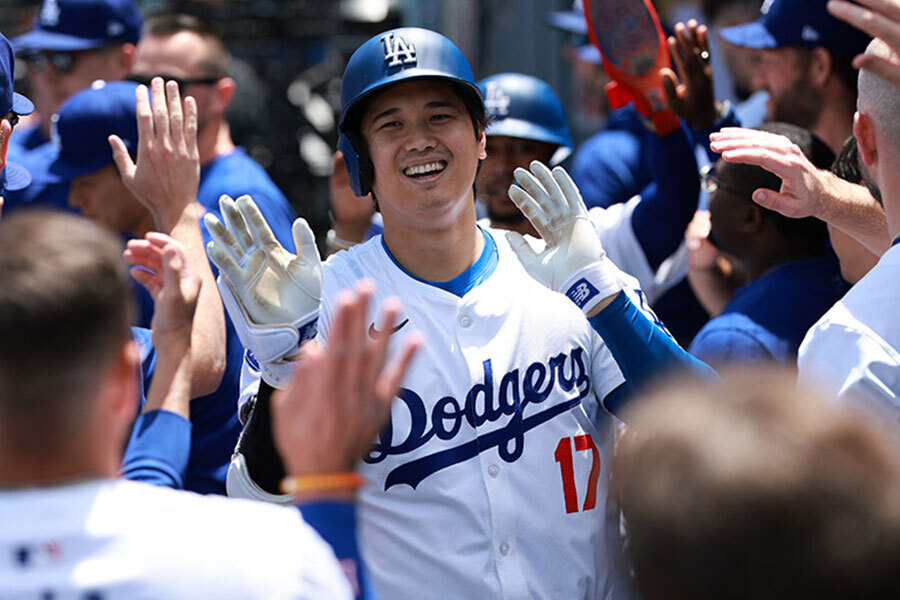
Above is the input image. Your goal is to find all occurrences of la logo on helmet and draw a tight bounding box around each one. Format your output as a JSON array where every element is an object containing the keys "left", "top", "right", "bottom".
[
  {"left": 41, "top": 0, "right": 61, "bottom": 26},
  {"left": 484, "top": 81, "right": 511, "bottom": 118},
  {"left": 381, "top": 33, "right": 417, "bottom": 67}
]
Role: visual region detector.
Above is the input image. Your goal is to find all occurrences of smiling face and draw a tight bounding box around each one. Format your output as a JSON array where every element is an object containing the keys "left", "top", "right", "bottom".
[{"left": 360, "top": 79, "right": 486, "bottom": 234}]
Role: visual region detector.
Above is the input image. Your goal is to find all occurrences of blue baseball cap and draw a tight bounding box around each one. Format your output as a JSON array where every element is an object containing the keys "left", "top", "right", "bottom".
[
  {"left": 13, "top": 0, "right": 142, "bottom": 53},
  {"left": 0, "top": 33, "right": 34, "bottom": 193},
  {"left": 48, "top": 80, "right": 139, "bottom": 180},
  {"left": 720, "top": 0, "right": 871, "bottom": 58}
]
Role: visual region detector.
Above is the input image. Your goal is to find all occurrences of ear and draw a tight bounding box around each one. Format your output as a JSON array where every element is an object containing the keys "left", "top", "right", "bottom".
[
  {"left": 742, "top": 200, "right": 765, "bottom": 234},
  {"left": 116, "top": 43, "right": 137, "bottom": 79},
  {"left": 211, "top": 76, "right": 236, "bottom": 115},
  {"left": 0, "top": 119, "right": 10, "bottom": 173},
  {"left": 809, "top": 47, "right": 833, "bottom": 88},
  {"left": 106, "top": 339, "right": 140, "bottom": 424},
  {"left": 854, "top": 111, "right": 878, "bottom": 168},
  {"left": 477, "top": 127, "right": 487, "bottom": 161}
]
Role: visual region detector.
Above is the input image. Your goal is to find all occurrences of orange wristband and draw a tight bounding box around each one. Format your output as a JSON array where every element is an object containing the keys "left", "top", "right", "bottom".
[{"left": 279, "top": 472, "right": 365, "bottom": 495}]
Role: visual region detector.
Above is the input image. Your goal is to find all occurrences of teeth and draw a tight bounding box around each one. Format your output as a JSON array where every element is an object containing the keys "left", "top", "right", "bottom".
[{"left": 404, "top": 161, "right": 446, "bottom": 176}]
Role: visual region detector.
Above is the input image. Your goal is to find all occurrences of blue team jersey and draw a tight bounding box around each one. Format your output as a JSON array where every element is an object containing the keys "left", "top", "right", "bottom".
[
  {"left": 570, "top": 106, "right": 653, "bottom": 209},
  {"left": 689, "top": 253, "right": 849, "bottom": 366},
  {"left": 198, "top": 148, "right": 297, "bottom": 250}
]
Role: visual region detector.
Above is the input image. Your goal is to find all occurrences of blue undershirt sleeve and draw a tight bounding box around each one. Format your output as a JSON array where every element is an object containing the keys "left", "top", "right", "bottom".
[
  {"left": 591, "top": 293, "right": 718, "bottom": 417},
  {"left": 696, "top": 104, "right": 742, "bottom": 164},
  {"left": 299, "top": 501, "right": 376, "bottom": 600},
  {"left": 120, "top": 410, "right": 192, "bottom": 489},
  {"left": 631, "top": 122, "right": 701, "bottom": 270}
]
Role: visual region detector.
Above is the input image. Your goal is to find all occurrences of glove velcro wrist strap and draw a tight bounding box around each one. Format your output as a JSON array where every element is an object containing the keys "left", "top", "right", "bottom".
[
  {"left": 561, "top": 259, "right": 624, "bottom": 315},
  {"left": 217, "top": 275, "right": 318, "bottom": 364}
]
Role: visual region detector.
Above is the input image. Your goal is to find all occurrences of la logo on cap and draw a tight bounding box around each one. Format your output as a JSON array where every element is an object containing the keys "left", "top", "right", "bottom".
[
  {"left": 484, "top": 81, "right": 510, "bottom": 117},
  {"left": 381, "top": 32, "right": 416, "bottom": 68},
  {"left": 41, "top": 0, "right": 61, "bottom": 26}
]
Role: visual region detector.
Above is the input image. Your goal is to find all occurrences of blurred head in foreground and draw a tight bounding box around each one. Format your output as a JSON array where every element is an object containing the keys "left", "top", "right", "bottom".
[{"left": 616, "top": 369, "right": 900, "bottom": 600}]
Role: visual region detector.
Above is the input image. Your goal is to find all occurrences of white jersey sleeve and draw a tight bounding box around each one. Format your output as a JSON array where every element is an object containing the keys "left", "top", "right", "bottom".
[
  {"left": 798, "top": 244, "right": 900, "bottom": 426},
  {"left": 588, "top": 196, "right": 687, "bottom": 305}
]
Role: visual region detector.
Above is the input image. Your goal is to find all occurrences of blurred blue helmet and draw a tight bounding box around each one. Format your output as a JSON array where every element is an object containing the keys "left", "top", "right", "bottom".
[
  {"left": 478, "top": 73, "right": 573, "bottom": 165},
  {"left": 338, "top": 27, "right": 483, "bottom": 197}
]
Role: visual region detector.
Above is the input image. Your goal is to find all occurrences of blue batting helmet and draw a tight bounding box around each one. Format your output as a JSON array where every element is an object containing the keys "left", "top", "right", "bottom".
[
  {"left": 478, "top": 73, "right": 573, "bottom": 165},
  {"left": 338, "top": 27, "right": 483, "bottom": 197}
]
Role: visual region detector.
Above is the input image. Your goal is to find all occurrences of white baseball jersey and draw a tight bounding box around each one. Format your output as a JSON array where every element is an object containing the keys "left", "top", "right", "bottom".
[
  {"left": 317, "top": 228, "right": 638, "bottom": 600},
  {"left": 0, "top": 479, "right": 352, "bottom": 599},
  {"left": 587, "top": 195, "right": 687, "bottom": 305},
  {"left": 798, "top": 242, "right": 900, "bottom": 424}
]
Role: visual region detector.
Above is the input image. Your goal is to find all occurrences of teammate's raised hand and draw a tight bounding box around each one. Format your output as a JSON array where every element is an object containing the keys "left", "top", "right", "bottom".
[
  {"left": 662, "top": 19, "right": 719, "bottom": 131},
  {"left": 205, "top": 194, "right": 322, "bottom": 387},
  {"left": 828, "top": 0, "right": 900, "bottom": 88},
  {"left": 110, "top": 77, "right": 201, "bottom": 231},
  {"left": 272, "top": 281, "right": 421, "bottom": 490},
  {"left": 506, "top": 161, "right": 623, "bottom": 316}
]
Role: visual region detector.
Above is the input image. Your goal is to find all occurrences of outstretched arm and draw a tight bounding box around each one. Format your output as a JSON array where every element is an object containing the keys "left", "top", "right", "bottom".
[
  {"left": 506, "top": 161, "right": 716, "bottom": 417},
  {"left": 121, "top": 236, "right": 199, "bottom": 488},
  {"left": 273, "top": 283, "right": 421, "bottom": 600},
  {"left": 710, "top": 127, "right": 890, "bottom": 255},
  {"left": 113, "top": 78, "right": 226, "bottom": 397}
]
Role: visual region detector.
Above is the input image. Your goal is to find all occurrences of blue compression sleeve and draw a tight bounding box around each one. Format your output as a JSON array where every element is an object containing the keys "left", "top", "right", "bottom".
[
  {"left": 299, "top": 501, "right": 376, "bottom": 600},
  {"left": 696, "top": 103, "right": 742, "bottom": 164},
  {"left": 631, "top": 121, "right": 701, "bottom": 270},
  {"left": 590, "top": 293, "right": 718, "bottom": 416},
  {"left": 120, "top": 410, "right": 192, "bottom": 488}
]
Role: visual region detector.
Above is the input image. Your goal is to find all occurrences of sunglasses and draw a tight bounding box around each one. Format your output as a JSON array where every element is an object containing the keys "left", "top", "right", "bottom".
[
  {"left": 22, "top": 51, "right": 78, "bottom": 74},
  {"left": 126, "top": 73, "right": 222, "bottom": 95},
  {"left": 700, "top": 164, "right": 744, "bottom": 196}
]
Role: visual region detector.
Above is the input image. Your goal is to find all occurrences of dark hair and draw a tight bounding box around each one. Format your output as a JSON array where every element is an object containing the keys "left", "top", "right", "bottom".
[
  {"left": 725, "top": 121, "right": 834, "bottom": 246},
  {"left": 831, "top": 135, "right": 862, "bottom": 184},
  {"left": 0, "top": 212, "right": 133, "bottom": 451},
  {"left": 143, "top": 14, "right": 229, "bottom": 78}
]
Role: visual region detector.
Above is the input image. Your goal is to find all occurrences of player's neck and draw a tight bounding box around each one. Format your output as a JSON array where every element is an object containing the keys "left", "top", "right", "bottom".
[
  {"left": 198, "top": 120, "right": 235, "bottom": 166},
  {"left": 812, "top": 101, "right": 854, "bottom": 155},
  {"left": 382, "top": 205, "right": 484, "bottom": 282},
  {"left": 0, "top": 442, "right": 118, "bottom": 486}
]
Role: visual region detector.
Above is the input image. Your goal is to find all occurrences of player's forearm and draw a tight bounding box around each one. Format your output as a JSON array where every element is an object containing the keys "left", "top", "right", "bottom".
[
  {"left": 589, "top": 293, "right": 718, "bottom": 415},
  {"left": 144, "top": 337, "right": 192, "bottom": 419},
  {"left": 817, "top": 176, "right": 889, "bottom": 256},
  {"left": 687, "top": 259, "right": 738, "bottom": 317},
  {"left": 169, "top": 204, "right": 227, "bottom": 396},
  {"left": 632, "top": 122, "right": 701, "bottom": 269}
]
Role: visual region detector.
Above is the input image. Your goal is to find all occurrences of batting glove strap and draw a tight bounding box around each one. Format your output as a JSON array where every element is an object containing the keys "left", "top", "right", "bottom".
[
  {"left": 560, "top": 258, "right": 624, "bottom": 315},
  {"left": 218, "top": 274, "right": 318, "bottom": 365}
]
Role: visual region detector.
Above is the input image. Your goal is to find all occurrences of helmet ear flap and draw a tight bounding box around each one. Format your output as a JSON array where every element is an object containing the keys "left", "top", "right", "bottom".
[{"left": 337, "top": 129, "right": 374, "bottom": 197}]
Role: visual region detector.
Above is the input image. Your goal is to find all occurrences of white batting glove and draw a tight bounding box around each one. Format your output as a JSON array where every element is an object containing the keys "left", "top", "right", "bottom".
[
  {"left": 205, "top": 194, "right": 322, "bottom": 388},
  {"left": 506, "top": 161, "right": 623, "bottom": 314}
]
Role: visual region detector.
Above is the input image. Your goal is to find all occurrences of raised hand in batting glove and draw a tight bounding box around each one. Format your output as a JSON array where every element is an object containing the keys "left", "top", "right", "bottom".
[
  {"left": 506, "top": 161, "right": 623, "bottom": 316},
  {"left": 205, "top": 194, "right": 322, "bottom": 388}
]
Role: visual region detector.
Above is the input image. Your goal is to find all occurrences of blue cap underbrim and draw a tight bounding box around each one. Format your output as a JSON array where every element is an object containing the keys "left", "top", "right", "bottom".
[
  {"left": 719, "top": 20, "right": 780, "bottom": 50},
  {"left": 547, "top": 10, "right": 588, "bottom": 35},
  {"left": 4, "top": 161, "right": 32, "bottom": 192},
  {"left": 13, "top": 29, "right": 107, "bottom": 53},
  {"left": 12, "top": 92, "right": 33, "bottom": 116},
  {"left": 47, "top": 156, "right": 111, "bottom": 181}
]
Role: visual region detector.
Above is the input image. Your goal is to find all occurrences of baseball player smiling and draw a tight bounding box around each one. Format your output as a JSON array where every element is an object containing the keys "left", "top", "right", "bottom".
[{"left": 207, "top": 26, "right": 713, "bottom": 600}]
